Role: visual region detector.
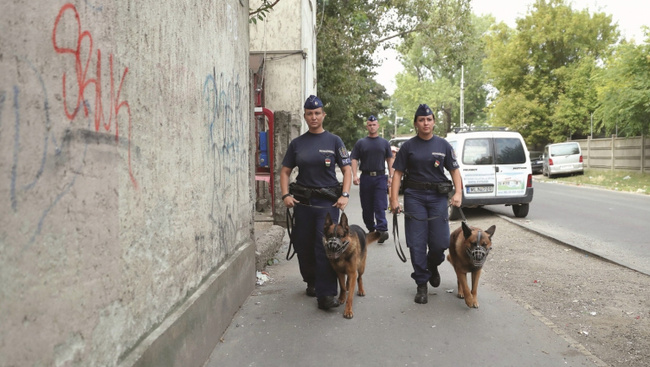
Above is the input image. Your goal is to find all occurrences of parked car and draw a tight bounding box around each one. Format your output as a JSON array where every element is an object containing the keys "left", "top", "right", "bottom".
[
  {"left": 389, "top": 136, "right": 410, "bottom": 155},
  {"left": 542, "top": 142, "right": 584, "bottom": 178},
  {"left": 529, "top": 151, "right": 544, "bottom": 174},
  {"left": 445, "top": 128, "right": 534, "bottom": 219}
]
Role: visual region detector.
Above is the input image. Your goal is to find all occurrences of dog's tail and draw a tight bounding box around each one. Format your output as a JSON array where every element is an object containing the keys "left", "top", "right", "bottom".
[{"left": 364, "top": 229, "right": 381, "bottom": 246}]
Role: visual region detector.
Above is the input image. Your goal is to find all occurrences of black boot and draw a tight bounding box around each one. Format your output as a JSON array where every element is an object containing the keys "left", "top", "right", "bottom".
[
  {"left": 428, "top": 257, "right": 441, "bottom": 288},
  {"left": 429, "top": 265, "right": 441, "bottom": 288},
  {"left": 306, "top": 282, "right": 316, "bottom": 297},
  {"left": 414, "top": 284, "right": 428, "bottom": 304},
  {"left": 317, "top": 296, "right": 340, "bottom": 310}
]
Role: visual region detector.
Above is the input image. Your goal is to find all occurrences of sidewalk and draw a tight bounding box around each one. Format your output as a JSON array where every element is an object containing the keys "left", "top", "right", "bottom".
[{"left": 205, "top": 186, "right": 601, "bottom": 367}]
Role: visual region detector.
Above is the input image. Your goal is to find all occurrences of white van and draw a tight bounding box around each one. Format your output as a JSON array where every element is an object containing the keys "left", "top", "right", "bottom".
[
  {"left": 445, "top": 128, "right": 534, "bottom": 219},
  {"left": 542, "top": 142, "right": 584, "bottom": 178}
]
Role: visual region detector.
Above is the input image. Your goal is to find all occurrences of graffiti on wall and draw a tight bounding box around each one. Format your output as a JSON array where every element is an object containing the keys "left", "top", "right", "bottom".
[
  {"left": 1, "top": 4, "right": 136, "bottom": 247},
  {"left": 52, "top": 3, "right": 137, "bottom": 188},
  {"left": 202, "top": 70, "right": 247, "bottom": 267}
]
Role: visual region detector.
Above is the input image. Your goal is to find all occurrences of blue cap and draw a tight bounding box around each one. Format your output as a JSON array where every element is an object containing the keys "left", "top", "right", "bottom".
[
  {"left": 304, "top": 95, "right": 323, "bottom": 110},
  {"left": 415, "top": 104, "right": 433, "bottom": 117},
  {"left": 368, "top": 115, "right": 377, "bottom": 122}
]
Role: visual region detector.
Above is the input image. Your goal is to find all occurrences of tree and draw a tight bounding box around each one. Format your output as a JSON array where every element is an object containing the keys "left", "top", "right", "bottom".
[
  {"left": 483, "top": 0, "right": 619, "bottom": 148},
  {"left": 392, "top": 10, "right": 489, "bottom": 135},
  {"left": 594, "top": 35, "right": 650, "bottom": 137},
  {"left": 316, "top": 0, "right": 472, "bottom": 146}
]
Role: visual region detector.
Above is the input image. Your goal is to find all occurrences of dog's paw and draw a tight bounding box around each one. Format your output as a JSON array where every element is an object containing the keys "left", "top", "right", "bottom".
[
  {"left": 337, "top": 296, "right": 346, "bottom": 305},
  {"left": 357, "top": 289, "right": 365, "bottom": 296},
  {"left": 465, "top": 297, "right": 479, "bottom": 308},
  {"left": 343, "top": 310, "right": 354, "bottom": 319},
  {"left": 457, "top": 292, "right": 465, "bottom": 299}
]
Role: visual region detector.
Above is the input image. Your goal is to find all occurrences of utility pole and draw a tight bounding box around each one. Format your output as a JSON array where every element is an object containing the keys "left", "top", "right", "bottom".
[{"left": 460, "top": 65, "right": 465, "bottom": 129}]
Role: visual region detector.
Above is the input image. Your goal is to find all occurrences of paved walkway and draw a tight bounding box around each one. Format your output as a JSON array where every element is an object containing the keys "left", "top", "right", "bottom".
[{"left": 204, "top": 185, "right": 602, "bottom": 367}]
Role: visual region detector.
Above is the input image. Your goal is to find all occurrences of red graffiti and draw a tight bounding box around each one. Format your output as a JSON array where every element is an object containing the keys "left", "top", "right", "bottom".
[{"left": 52, "top": 3, "right": 138, "bottom": 189}]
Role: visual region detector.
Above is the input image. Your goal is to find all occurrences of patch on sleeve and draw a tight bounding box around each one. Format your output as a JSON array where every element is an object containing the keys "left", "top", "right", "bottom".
[{"left": 339, "top": 146, "right": 349, "bottom": 158}]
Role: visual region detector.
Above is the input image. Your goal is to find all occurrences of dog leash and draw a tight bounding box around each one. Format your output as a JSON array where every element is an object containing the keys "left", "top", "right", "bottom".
[
  {"left": 391, "top": 205, "right": 465, "bottom": 263},
  {"left": 392, "top": 214, "right": 408, "bottom": 263},
  {"left": 284, "top": 203, "right": 345, "bottom": 261}
]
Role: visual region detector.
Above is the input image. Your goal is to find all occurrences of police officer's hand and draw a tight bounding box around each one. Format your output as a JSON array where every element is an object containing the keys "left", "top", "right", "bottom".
[
  {"left": 334, "top": 196, "right": 348, "bottom": 210},
  {"left": 353, "top": 176, "right": 360, "bottom": 185},
  {"left": 390, "top": 199, "right": 402, "bottom": 214},
  {"left": 283, "top": 196, "right": 298, "bottom": 208},
  {"left": 450, "top": 192, "right": 462, "bottom": 207}
]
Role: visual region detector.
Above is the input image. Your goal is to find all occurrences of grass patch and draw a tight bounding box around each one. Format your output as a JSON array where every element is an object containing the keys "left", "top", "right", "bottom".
[{"left": 537, "top": 168, "right": 650, "bottom": 195}]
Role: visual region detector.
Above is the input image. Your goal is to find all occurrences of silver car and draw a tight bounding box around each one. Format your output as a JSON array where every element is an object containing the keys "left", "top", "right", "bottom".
[{"left": 542, "top": 142, "right": 584, "bottom": 178}]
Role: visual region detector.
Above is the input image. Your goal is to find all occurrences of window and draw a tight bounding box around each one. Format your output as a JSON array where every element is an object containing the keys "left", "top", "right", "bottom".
[
  {"left": 463, "top": 138, "right": 493, "bottom": 165},
  {"left": 495, "top": 138, "right": 526, "bottom": 164}
]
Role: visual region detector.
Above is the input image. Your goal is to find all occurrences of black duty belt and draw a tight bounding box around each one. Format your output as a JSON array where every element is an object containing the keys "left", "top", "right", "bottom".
[
  {"left": 361, "top": 171, "right": 385, "bottom": 176},
  {"left": 405, "top": 180, "right": 453, "bottom": 194}
]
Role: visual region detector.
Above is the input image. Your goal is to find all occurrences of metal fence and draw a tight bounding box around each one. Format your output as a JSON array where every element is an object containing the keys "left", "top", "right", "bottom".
[{"left": 573, "top": 135, "right": 649, "bottom": 173}]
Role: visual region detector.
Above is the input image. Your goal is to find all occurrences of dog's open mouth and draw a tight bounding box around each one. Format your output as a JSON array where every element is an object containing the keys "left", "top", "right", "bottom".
[{"left": 325, "top": 237, "right": 349, "bottom": 259}]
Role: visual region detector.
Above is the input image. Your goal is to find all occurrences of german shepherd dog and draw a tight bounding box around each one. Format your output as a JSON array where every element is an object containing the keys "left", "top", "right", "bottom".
[
  {"left": 323, "top": 212, "right": 381, "bottom": 319},
  {"left": 447, "top": 221, "right": 496, "bottom": 309}
]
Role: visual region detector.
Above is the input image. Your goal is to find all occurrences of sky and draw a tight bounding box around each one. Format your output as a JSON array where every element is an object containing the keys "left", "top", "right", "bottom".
[{"left": 374, "top": 0, "right": 650, "bottom": 95}]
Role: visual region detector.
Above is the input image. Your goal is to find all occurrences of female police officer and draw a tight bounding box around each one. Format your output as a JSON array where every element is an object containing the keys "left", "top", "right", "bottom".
[
  {"left": 279, "top": 95, "right": 352, "bottom": 310},
  {"left": 389, "top": 104, "right": 462, "bottom": 304}
]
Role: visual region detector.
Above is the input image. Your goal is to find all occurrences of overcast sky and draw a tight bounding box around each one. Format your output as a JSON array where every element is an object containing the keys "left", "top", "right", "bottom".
[{"left": 374, "top": 0, "right": 650, "bottom": 94}]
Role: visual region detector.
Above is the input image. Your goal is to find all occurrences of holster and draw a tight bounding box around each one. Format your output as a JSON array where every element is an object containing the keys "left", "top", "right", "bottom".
[{"left": 289, "top": 182, "right": 311, "bottom": 205}]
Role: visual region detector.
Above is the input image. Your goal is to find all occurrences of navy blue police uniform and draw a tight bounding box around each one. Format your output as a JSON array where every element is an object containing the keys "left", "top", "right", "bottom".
[
  {"left": 392, "top": 109, "right": 459, "bottom": 288},
  {"left": 282, "top": 118, "right": 351, "bottom": 300},
  {"left": 350, "top": 117, "right": 393, "bottom": 235}
]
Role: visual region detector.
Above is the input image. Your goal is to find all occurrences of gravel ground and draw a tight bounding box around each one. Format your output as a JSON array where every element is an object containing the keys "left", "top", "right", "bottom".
[{"left": 460, "top": 212, "right": 650, "bottom": 367}]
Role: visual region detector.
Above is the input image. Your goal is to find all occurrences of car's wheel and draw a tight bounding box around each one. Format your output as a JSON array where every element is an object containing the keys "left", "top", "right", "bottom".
[
  {"left": 448, "top": 205, "right": 462, "bottom": 220},
  {"left": 512, "top": 203, "right": 529, "bottom": 218}
]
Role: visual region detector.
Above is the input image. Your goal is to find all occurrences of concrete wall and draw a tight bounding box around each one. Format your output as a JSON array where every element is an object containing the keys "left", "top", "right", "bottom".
[{"left": 0, "top": 1, "right": 254, "bottom": 366}]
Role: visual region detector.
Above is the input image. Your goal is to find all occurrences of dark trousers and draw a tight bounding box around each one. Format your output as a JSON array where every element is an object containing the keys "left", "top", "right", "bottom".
[
  {"left": 403, "top": 188, "right": 450, "bottom": 285},
  {"left": 359, "top": 174, "right": 389, "bottom": 232},
  {"left": 291, "top": 196, "right": 339, "bottom": 298}
]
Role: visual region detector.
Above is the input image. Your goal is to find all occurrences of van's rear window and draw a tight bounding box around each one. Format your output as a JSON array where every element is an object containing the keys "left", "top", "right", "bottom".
[
  {"left": 462, "top": 137, "right": 526, "bottom": 165},
  {"left": 495, "top": 138, "right": 526, "bottom": 164},
  {"left": 550, "top": 143, "right": 580, "bottom": 156}
]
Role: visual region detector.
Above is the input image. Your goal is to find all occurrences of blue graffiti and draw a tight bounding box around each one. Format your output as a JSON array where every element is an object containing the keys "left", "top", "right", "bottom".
[{"left": 3, "top": 58, "right": 90, "bottom": 249}]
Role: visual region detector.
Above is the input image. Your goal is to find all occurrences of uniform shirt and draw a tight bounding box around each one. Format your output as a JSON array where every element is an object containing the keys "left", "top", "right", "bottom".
[
  {"left": 392, "top": 135, "right": 459, "bottom": 183},
  {"left": 282, "top": 131, "right": 351, "bottom": 188},
  {"left": 350, "top": 137, "right": 393, "bottom": 172}
]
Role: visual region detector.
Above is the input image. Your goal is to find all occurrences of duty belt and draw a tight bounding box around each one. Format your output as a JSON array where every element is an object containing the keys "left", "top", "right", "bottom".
[
  {"left": 405, "top": 180, "right": 453, "bottom": 193},
  {"left": 362, "top": 171, "right": 384, "bottom": 176}
]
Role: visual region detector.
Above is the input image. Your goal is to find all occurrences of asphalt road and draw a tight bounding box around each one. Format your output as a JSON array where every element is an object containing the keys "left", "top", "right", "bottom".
[
  {"left": 204, "top": 183, "right": 603, "bottom": 367},
  {"left": 485, "top": 178, "right": 650, "bottom": 276}
]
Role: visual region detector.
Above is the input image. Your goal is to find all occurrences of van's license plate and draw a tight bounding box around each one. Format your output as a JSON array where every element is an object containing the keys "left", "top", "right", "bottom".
[{"left": 467, "top": 186, "right": 493, "bottom": 193}]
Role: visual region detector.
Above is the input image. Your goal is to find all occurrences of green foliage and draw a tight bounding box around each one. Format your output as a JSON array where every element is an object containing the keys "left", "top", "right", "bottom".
[
  {"left": 594, "top": 38, "right": 650, "bottom": 136},
  {"left": 392, "top": 7, "right": 489, "bottom": 136},
  {"left": 249, "top": 0, "right": 279, "bottom": 24},
  {"left": 483, "top": 0, "right": 620, "bottom": 148},
  {"left": 316, "top": 0, "right": 473, "bottom": 146}
]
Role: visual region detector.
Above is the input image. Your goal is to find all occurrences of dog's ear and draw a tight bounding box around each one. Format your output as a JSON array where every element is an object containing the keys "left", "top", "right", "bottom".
[
  {"left": 339, "top": 212, "right": 349, "bottom": 229},
  {"left": 461, "top": 221, "right": 472, "bottom": 239},
  {"left": 485, "top": 225, "right": 496, "bottom": 238},
  {"left": 324, "top": 212, "right": 333, "bottom": 228}
]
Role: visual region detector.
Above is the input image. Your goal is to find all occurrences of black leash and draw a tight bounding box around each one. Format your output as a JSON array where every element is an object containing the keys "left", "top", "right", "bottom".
[
  {"left": 285, "top": 208, "right": 296, "bottom": 260},
  {"left": 392, "top": 214, "right": 408, "bottom": 263},
  {"left": 390, "top": 205, "right": 466, "bottom": 263},
  {"left": 284, "top": 202, "right": 343, "bottom": 261}
]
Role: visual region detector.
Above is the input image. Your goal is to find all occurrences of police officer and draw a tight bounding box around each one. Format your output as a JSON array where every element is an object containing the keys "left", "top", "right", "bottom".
[
  {"left": 350, "top": 115, "right": 394, "bottom": 243},
  {"left": 279, "top": 95, "right": 352, "bottom": 310},
  {"left": 389, "top": 104, "right": 462, "bottom": 304}
]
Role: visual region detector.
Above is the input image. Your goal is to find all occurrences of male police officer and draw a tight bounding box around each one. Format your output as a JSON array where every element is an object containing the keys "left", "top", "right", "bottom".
[{"left": 350, "top": 115, "right": 394, "bottom": 243}]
